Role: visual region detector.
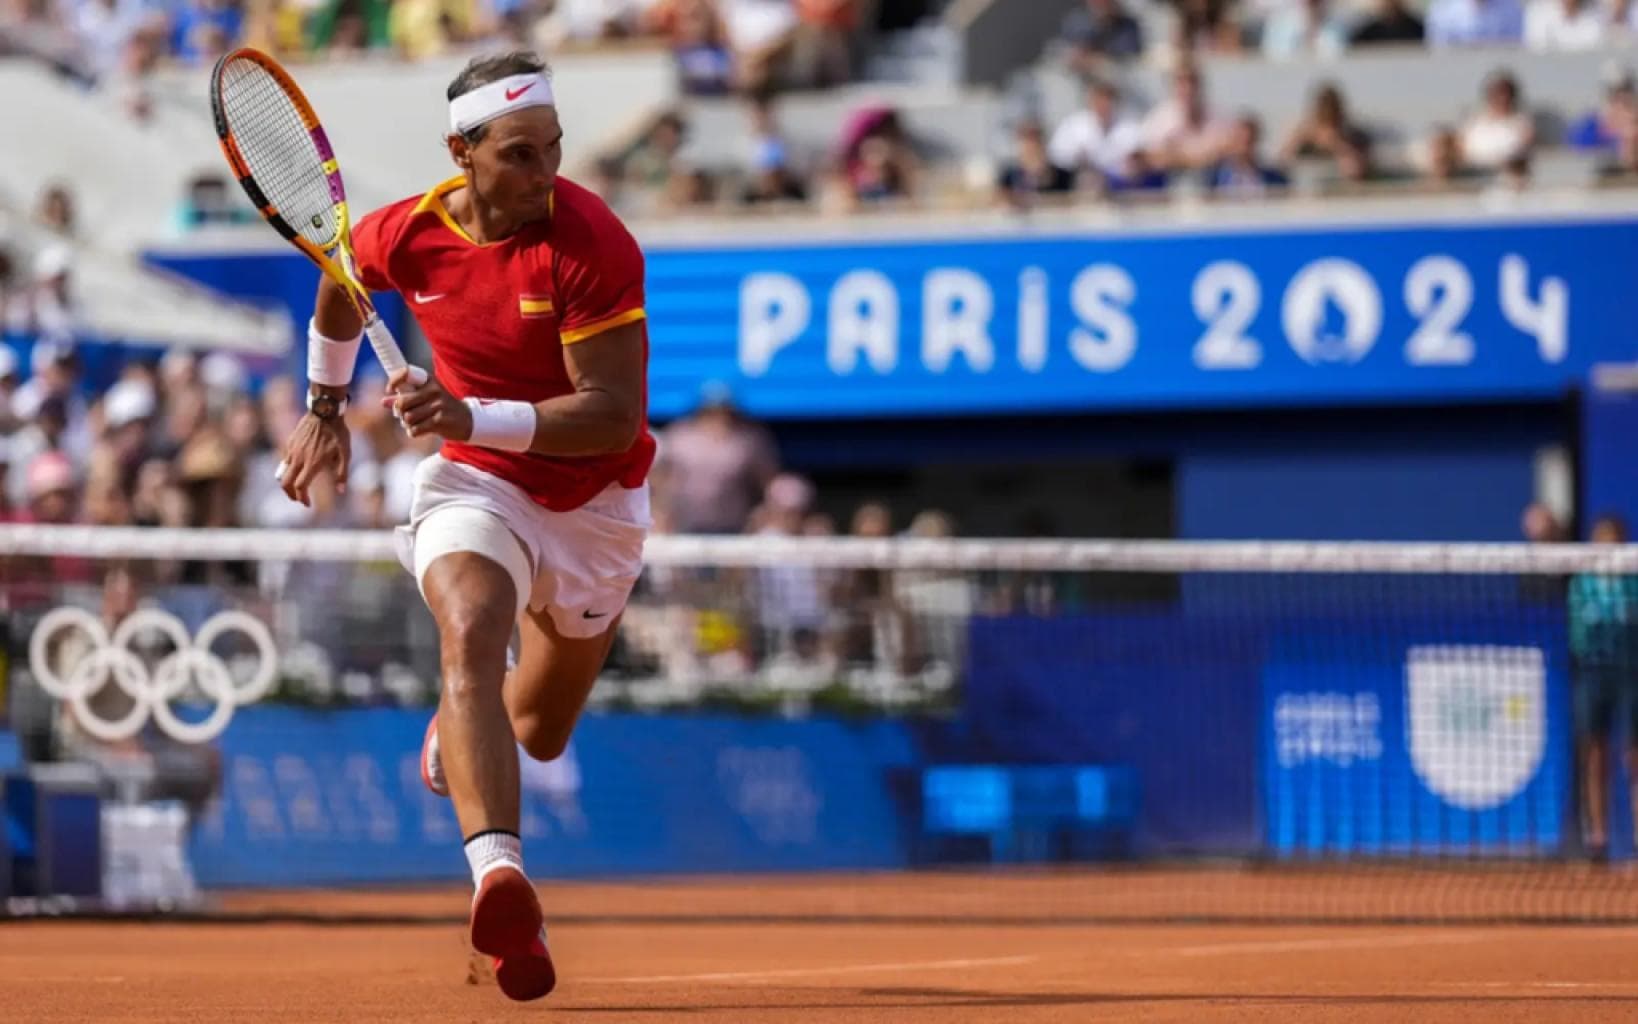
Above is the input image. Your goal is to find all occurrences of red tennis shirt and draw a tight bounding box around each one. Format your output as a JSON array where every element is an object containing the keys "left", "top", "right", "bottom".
[{"left": 351, "top": 174, "right": 654, "bottom": 512}]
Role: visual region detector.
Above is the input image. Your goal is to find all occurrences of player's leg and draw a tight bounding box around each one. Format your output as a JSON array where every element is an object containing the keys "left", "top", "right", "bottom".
[
  {"left": 505, "top": 604, "right": 621, "bottom": 764},
  {"left": 421, "top": 550, "right": 521, "bottom": 840},
  {"left": 411, "top": 500, "right": 555, "bottom": 1001}
]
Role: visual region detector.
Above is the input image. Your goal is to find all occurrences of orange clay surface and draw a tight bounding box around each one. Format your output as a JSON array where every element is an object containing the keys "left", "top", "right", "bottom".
[{"left": 6, "top": 871, "right": 1638, "bottom": 1022}]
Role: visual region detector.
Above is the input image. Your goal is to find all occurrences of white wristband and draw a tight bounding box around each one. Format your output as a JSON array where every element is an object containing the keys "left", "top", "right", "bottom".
[
  {"left": 307, "top": 318, "right": 362, "bottom": 389},
  {"left": 463, "top": 398, "right": 536, "bottom": 452}
]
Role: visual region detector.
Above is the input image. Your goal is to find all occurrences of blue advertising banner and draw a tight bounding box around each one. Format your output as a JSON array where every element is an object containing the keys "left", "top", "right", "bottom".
[
  {"left": 189, "top": 707, "right": 916, "bottom": 888},
  {"left": 644, "top": 217, "right": 1635, "bottom": 419},
  {"left": 1263, "top": 625, "right": 1570, "bottom": 857},
  {"left": 152, "top": 216, "right": 1637, "bottom": 420}
]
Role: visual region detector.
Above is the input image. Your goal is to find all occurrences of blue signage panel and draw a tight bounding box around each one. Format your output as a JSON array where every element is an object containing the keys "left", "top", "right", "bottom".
[
  {"left": 189, "top": 707, "right": 916, "bottom": 887},
  {"left": 1262, "top": 625, "right": 1570, "bottom": 857},
  {"left": 645, "top": 217, "right": 1636, "bottom": 418}
]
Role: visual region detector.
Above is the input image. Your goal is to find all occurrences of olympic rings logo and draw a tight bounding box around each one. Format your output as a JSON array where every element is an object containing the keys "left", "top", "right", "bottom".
[{"left": 28, "top": 607, "right": 278, "bottom": 744}]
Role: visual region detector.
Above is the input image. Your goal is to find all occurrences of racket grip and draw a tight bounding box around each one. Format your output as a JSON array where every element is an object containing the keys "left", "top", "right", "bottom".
[{"left": 364, "top": 314, "right": 428, "bottom": 386}]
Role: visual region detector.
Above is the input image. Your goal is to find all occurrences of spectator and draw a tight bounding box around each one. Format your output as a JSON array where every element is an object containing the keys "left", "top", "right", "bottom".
[
  {"left": 12, "top": 343, "right": 84, "bottom": 434},
  {"left": 106, "top": 25, "right": 163, "bottom": 122},
  {"left": 307, "top": 0, "right": 393, "bottom": 54},
  {"left": 1567, "top": 72, "right": 1638, "bottom": 154},
  {"left": 1523, "top": 500, "right": 1569, "bottom": 543},
  {"left": 839, "top": 107, "right": 920, "bottom": 204},
  {"left": 543, "top": 0, "right": 654, "bottom": 46},
  {"left": 1524, "top": 0, "right": 1606, "bottom": 47},
  {"left": 1519, "top": 500, "right": 1569, "bottom": 604},
  {"left": 389, "top": 0, "right": 474, "bottom": 59},
  {"left": 1140, "top": 64, "right": 1230, "bottom": 171},
  {"left": 996, "top": 119, "right": 1077, "bottom": 209},
  {"left": 721, "top": 0, "right": 800, "bottom": 93},
  {"left": 653, "top": 380, "right": 780, "bottom": 534},
  {"left": 1207, "top": 115, "right": 1290, "bottom": 198},
  {"left": 0, "top": 344, "right": 17, "bottom": 433},
  {"left": 1460, "top": 71, "right": 1536, "bottom": 172},
  {"left": 738, "top": 92, "right": 810, "bottom": 204},
  {"left": 35, "top": 184, "right": 77, "bottom": 237},
  {"left": 70, "top": 0, "right": 142, "bottom": 81},
  {"left": 624, "top": 111, "right": 690, "bottom": 192},
  {"left": 792, "top": 0, "right": 857, "bottom": 88},
  {"left": 170, "top": 0, "right": 241, "bottom": 64},
  {"left": 0, "top": 246, "right": 18, "bottom": 335},
  {"left": 6, "top": 394, "right": 69, "bottom": 508},
  {"left": 1350, "top": 0, "right": 1426, "bottom": 44},
  {"left": 1419, "top": 124, "right": 1478, "bottom": 186},
  {"left": 1279, "top": 82, "right": 1372, "bottom": 182},
  {"left": 1171, "top": 0, "right": 1244, "bottom": 57},
  {"left": 1261, "top": 0, "right": 1350, "bottom": 58},
  {"left": 0, "top": 436, "right": 13, "bottom": 523},
  {"left": 1059, "top": 0, "right": 1144, "bottom": 77},
  {"left": 751, "top": 472, "right": 829, "bottom": 667},
  {"left": 24, "top": 450, "right": 78, "bottom": 525},
  {"left": 174, "top": 172, "right": 253, "bottom": 232},
  {"left": 1048, "top": 78, "right": 1145, "bottom": 183},
  {"left": 740, "top": 139, "right": 810, "bottom": 205},
  {"left": 22, "top": 245, "right": 78, "bottom": 346},
  {"left": 1103, "top": 148, "right": 1170, "bottom": 195},
  {"left": 1426, "top": 0, "right": 1525, "bottom": 48},
  {"left": 1569, "top": 514, "right": 1638, "bottom": 861},
  {"left": 1608, "top": 0, "right": 1638, "bottom": 41},
  {"left": 659, "top": 164, "right": 718, "bottom": 213},
  {"left": 99, "top": 376, "right": 156, "bottom": 471},
  {"left": 659, "top": 0, "right": 735, "bottom": 95}
]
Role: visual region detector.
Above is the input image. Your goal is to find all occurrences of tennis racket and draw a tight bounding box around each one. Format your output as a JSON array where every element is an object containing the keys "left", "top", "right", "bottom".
[{"left": 209, "top": 47, "right": 426, "bottom": 386}]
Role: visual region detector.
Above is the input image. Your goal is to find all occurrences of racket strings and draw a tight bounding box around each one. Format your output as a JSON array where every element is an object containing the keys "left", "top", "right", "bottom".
[{"left": 217, "top": 58, "right": 339, "bottom": 249}]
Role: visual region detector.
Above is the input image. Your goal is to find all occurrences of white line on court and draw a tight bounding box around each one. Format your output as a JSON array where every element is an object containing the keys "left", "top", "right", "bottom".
[
  {"left": 1174, "top": 932, "right": 1492, "bottom": 957},
  {"left": 590, "top": 954, "right": 1040, "bottom": 984}
]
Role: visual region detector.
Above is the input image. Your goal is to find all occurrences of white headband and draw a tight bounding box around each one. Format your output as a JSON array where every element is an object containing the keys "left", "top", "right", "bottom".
[{"left": 449, "top": 73, "right": 554, "bottom": 136}]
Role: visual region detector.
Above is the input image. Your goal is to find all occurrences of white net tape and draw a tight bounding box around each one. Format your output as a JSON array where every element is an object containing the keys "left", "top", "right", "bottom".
[{"left": 3, "top": 524, "right": 1638, "bottom": 574}]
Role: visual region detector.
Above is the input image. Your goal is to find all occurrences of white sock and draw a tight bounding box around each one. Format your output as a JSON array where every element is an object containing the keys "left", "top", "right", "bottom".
[{"left": 464, "top": 830, "right": 524, "bottom": 887}]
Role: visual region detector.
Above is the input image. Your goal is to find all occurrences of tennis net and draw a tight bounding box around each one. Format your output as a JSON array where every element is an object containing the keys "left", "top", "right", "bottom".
[{"left": 3, "top": 526, "right": 1637, "bottom": 923}]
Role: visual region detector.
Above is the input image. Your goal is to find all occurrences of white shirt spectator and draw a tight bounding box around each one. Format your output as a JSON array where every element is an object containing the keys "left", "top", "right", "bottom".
[
  {"left": 1426, "top": 0, "right": 1525, "bottom": 45},
  {"left": 1523, "top": 0, "right": 1607, "bottom": 47},
  {"left": 1141, "top": 100, "right": 1230, "bottom": 168},
  {"left": 723, "top": 0, "right": 798, "bottom": 52},
  {"left": 1462, "top": 110, "right": 1533, "bottom": 168},
  {"left": 1048, "top": 110, "right": 1144, "bottom": 175},
  {"left": 541, "top": 0, "right": 658, "bottom": 43},
  {"left": 1260, "top": 1, "right": 1350, "bottom": 58}
]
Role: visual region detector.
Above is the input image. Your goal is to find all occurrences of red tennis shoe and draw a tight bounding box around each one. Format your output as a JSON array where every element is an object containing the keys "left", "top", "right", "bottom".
[{"left": 470, "top": 866, "right": 556, "bottom": 1001}]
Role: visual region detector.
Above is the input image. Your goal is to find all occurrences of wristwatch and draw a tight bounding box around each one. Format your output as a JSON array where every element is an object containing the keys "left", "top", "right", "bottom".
[{"left": 306, "top": 390, "right": 349, "bottom": 420}]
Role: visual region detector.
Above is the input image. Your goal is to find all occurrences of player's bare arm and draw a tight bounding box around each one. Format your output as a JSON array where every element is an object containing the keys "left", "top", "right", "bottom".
[
  {"left": 386, "top": 320, "right": 645, "bottom": 456},
  {"left": 279, "top": 271, "right": 361, "bottom": 506}
]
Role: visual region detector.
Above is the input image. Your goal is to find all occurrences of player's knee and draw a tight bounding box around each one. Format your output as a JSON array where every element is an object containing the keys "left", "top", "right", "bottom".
[
  {"left": 514, "top": 715, "right": 571, "bottom": 763},
  {"left": 437, "top": 608, "right": 512, "bottom": 701}
]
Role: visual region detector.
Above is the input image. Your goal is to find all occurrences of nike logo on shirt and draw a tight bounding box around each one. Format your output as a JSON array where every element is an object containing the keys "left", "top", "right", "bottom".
[{"left": 413, "top": 292, "right": 446, "bottom": 304}]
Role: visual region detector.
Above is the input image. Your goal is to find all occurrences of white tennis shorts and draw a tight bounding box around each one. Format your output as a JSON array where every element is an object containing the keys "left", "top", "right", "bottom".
[{"left": 392, "top": 454, "right": 650, "bottom": 639}]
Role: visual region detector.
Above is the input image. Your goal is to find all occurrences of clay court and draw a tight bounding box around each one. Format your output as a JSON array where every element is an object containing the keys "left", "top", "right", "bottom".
[{"left": 8, "top": 869, "right": 1638, "bottom": 1022}]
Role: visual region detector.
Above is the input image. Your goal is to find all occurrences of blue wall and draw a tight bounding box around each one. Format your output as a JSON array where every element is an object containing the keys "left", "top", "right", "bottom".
[
  {"left": 190, "top": 708, "right": 916, "bottom": 887},
  {"left": 1180, "top": 446, "right": 1538, "bottom": 542}
]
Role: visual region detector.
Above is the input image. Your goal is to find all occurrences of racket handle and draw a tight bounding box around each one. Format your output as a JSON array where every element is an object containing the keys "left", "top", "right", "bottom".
[{"left": 364, "top": 314, "right": 428, "bottom": 386}]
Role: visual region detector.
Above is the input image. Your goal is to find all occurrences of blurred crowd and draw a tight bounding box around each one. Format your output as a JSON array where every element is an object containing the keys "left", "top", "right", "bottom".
[
  {"left": 5, "top": 0, "right": 1635, "bottom": 210},
  {"left": 0, "top": 0, "right": 901, "bottom": 102},
  {"left": 596, "top": 58, "right": 1638, "bottom": 218}
]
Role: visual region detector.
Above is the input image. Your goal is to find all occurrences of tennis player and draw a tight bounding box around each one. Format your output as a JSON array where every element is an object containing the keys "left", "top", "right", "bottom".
[{"left": 275, "top": 51, "right": 652, "bottom": 1002}]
